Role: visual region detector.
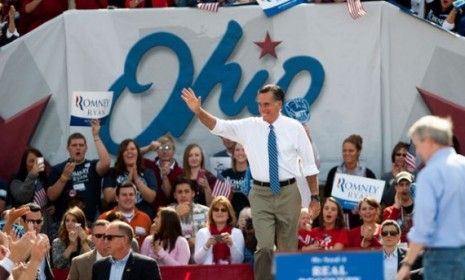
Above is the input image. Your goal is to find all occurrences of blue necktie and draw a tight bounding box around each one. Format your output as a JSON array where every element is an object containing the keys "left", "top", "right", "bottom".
[{"left": 268, "top": 125, "right": 280, "bottom": 194}]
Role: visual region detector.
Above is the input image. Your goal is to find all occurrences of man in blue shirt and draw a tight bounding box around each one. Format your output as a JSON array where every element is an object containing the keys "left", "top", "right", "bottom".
[{"left": 397, "top": 115, "right": 465, "bottom": 280}]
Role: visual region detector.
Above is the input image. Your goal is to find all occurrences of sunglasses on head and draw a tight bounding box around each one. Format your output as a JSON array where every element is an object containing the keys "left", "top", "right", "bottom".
[
  {"left": 212, "top": 207, "right": 228, "bottom": 213},
  {"left": 381, "top": 230, "right": 399, "bottom": 237},
  {"left": 103, "top": 234, "right": 126, "bottom": 241}
]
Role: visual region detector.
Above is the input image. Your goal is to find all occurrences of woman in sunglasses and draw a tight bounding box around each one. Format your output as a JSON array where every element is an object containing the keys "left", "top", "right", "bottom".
[
  {"left": 348, "top": 197, "right": 382, "bottom": 249},
  {"left": 194, "top": 196, "right": 244, "bottom": 264},
  {"left": 301, "top": 197, "right": 349, "bottom": 251},
  {"left": 52, "top": 206, "right": 91, "bottom": 268},
  {"left": 381, "top": 220, "right": 422, "bottom": 280},
  {"left": 140, "top": 207, "right": 190, "bottom": 265},
  {"left": 380, "top": 142, "right": 410, "bottom": 207}
]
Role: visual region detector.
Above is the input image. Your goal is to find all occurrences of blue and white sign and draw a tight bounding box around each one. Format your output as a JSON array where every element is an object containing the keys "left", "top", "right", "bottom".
[
  {"left": 331, "top": 174, "right": 385, "bottom": 210},
  {"left": 284, "top": 97, "right": 311, "bottom": 123},
  {"left": 256, "top": 0, "right": 305, "bottom": 17},
  {"left": 70, "top": 91, "right": 113, "bottom": 126},
  {"left": 275, "top": 250, "right": 384, "bottom": 280}
]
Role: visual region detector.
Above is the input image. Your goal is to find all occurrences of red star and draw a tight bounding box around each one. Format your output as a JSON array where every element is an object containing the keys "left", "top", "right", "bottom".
[
  {"left": 418, "top": 87, "right": 465, "bottom": 155},
  {"left": 0, "top": 96, "right": 51, "bottom": 181},
  {"left": 254, "top": 32, "right": 282, "bottom": 59}
]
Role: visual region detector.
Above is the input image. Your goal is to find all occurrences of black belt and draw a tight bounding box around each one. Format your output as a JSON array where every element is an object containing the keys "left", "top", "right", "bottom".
[{"left": 253, "top": 178, "right": 296, "bottom": 187}]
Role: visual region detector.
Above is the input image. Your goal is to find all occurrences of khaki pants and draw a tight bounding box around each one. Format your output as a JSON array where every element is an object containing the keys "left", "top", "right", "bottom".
[{"left": 249, "top": 182, "right": 301, "bottom": 280}]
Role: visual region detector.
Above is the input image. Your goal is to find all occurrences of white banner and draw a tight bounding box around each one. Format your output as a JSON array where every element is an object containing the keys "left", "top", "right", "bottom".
[
  {"left": 1, "top": 3, "right": 465, "bottom": 183},
  {"left": 331, "top": 174, "right": 385, "bottom": 210},
  {"left": 70, "top": 91, "right": 113, "bottom": 126}
]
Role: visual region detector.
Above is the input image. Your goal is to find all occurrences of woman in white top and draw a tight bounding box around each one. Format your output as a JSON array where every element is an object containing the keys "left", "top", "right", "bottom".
[{"left": 194, "top": 196, "right": 244, "bottom": 264}]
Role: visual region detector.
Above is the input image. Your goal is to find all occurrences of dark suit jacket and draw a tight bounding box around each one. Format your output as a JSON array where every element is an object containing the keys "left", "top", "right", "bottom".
[
  {"left": 397, "top": 247, "right": 423, "bottom": 280},
  {"left": 92, "top": 252, "right": 161, "bottom": 280},
  {"left": 0, "top": 265, "right": 10, "bottom": 280},
  {"left": 45, "top": 257, "right": 55, "bottom": 280},
  {"left": 68, "top": 249, "right": 97, "bottom": 280},
  {"left": 31, "top": 254, "right": 54, "bottom": 280}
]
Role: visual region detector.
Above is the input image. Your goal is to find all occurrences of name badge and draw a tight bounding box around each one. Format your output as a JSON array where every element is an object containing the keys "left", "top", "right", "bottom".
[
  {"left": 73, "top": 183, "right": 86, "bottom": 191},
  {"left": 135, "top": 226, "right": 146, "bottom": 235}
]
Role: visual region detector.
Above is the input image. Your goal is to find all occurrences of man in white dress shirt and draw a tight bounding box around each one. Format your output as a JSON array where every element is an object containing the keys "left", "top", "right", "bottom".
[{"left": 182, "top": 84, "right": 320, "bottom": 280}]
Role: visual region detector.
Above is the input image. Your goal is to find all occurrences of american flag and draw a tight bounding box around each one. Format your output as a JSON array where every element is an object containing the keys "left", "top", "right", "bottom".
[
  {"left": 197, "top": 2, "right": 220, "bottom": 12},
  {"left": 212, "top": 179, "right": 232, "bottom": 198},
  {"left": 34, "top": 187, "right": 48, "bottom": 208},
  {"left": 347, "top": 0, "right": 367, "bottom": 19},
  {"left": 406, "top": 141, "right": 417, "bottom": 173}
]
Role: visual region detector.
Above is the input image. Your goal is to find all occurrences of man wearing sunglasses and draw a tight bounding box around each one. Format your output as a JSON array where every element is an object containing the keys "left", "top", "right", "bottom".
[
  {"left": 381, "top": 220, "right": 422, "bottom": 280},
  {"left": 92, "top": 220, "right": 161, "bottom": 280},
  {"left": 19, "top": 202, "right": 54, "bottom": 280},
  {"left": 68, "top": 219, "right": 110, "bottom": 280}
]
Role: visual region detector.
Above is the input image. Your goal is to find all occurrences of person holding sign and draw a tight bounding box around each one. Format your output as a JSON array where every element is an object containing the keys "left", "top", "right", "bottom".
[
  {"left": 48, "top": 119, "right": 111, "bottom": 223},
  {"left": 182, "top": 85, "right": 319, "bottom": 280},
  {"left": 348, "top": 197, "right": 382, "bottom": 249},
  {"left": 324, "top": 134, "right": 376, "bottom": 228},
  {"left": 397, "top": 116, "right": 465, "bottom": 280}
]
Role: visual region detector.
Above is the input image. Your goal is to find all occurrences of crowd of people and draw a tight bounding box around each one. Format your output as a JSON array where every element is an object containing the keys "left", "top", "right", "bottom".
[
  {"left": 1, "top": 0, "right": 465, "bottom": 48},
  {"left": 0, "top": 82, "right": 463, "bottom": 280},
  {"left": 391, "top": 0, "right": 465, "bottom": 36},
  {"left": 0, "top": 115, "right": 258, "bottom": 279}
]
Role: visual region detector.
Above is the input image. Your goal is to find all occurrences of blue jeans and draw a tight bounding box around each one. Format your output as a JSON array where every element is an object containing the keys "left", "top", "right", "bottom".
[{"left": 423, "top": 247, "right": 465, "bottom": 280}]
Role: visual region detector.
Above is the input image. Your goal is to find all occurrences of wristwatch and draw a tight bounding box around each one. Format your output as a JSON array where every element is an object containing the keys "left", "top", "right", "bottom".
[{"left": 310, "top": 194, "right": 320, "bottom": 202}]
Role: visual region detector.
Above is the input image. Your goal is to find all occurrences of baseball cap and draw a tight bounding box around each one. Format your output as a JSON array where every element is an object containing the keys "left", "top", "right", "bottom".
[{"left": 395, "top": 171, "right": 413, "bottom": 184}]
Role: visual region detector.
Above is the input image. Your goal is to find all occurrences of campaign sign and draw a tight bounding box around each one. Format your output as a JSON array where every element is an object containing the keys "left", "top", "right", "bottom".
[
  {"left": 256, "top": 0, "right": 305, "bottom": 17},
  {"left": 275, "top": 250, "right": 384, "bottom": 280},
  {"left": 331, "top": 174, "right": 385, "bottom": 210},
  {"left": 70, "top": 91, "right": 113, "bottom": 126},
  {"left": 283, "top": 98, "right": 311, "bottom": 123},
  {"left": 209, "top": 156, "right": 232, "bottom": 177}
]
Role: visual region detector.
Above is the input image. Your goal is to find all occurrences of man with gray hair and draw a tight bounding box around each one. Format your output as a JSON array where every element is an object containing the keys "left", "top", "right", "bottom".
[
  {"left": 397, "top": 115, "right": 465, "bottom": 280},
  {"left": 92, "top": 221, "right": 161, "bottom": 280}
]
